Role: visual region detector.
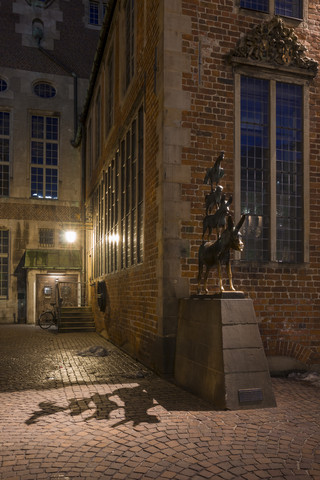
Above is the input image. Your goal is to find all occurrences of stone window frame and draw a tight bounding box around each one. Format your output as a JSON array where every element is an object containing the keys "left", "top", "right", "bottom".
[
  {"left": 238, "top": 0, "right": 307, "bottom": 20},
  {"left": 0, "top": 111, "right": 10, "bottom": 197},
  {"left": 0, "top": 229, "right": 9, "bottom": 299},
  {"left": 233, "top": 66, "right": 310, "bottom": 264}
]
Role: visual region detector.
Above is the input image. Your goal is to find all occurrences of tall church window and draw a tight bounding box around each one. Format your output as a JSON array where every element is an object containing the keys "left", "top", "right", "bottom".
[
  {"left": 30, "top": 115, "right": 59, "bottom": 199},
  {"left": 240, "top": 0, "right": 303, "bottom": 18},
  {"left": 240, "top": 75, "right": 303, "bottom": 263},
  {"left": 0, "top": 112, "right": 10, "bottom": 197}
]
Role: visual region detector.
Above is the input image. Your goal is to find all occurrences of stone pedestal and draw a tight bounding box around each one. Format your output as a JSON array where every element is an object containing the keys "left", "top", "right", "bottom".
[{"left": 174, "top": 294, "right": 276, "bottom": 410}]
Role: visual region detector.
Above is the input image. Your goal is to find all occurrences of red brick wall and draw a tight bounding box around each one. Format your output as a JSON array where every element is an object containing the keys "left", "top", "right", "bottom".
[{"left": 180, "top": 0, "right": 320, "bottom": 367}]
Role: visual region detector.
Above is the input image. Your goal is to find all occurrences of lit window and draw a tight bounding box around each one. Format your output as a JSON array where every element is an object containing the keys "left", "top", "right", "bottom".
[
  {"left": 0, "top": 230, "right": 9, "bottom": 298},
  {"left": 34, "top": 82, "right": 56, "bottom": 98},
  {"left": 0, "top": 112, "right": 10, "bottom": 197},
  {"left": 39, "top": 228, "right": 54, "bottom": 246},
  {"left": 92, "top": 105, "right": 144, "bottom": 277},
  {"left": 240, "top": 0, "right": 303, "bottom": 18},
  {"left": 240, "top": 76, "right": 303, "bottom": 263},
  {"left": 31, "top": 115, "right": 59, "bottom": 199},
  {"left": 0, "top": 79, "right": 8, "bottom": 92}
]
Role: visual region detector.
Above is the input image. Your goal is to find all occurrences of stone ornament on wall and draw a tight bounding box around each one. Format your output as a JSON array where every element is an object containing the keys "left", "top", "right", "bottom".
[{"left": 230, "top": 17, "right": 318, "bottom": 75}]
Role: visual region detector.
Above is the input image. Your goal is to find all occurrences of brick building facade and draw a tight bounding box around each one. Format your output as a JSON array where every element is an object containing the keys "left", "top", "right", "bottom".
[
  {"left": 0, "top": 0, "right": 100, "bottom": 324},
  {"left": 83, "top": 0, "right": 320, "bottom": 374}
]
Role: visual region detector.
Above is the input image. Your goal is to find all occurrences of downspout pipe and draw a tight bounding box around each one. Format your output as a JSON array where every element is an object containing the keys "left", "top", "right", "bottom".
[{"left": 37, "top": 44, "right": 79, "bottom": 145}]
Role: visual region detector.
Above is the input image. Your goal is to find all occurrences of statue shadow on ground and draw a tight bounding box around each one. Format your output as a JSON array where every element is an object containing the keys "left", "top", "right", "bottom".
[{"left": 25, "top": 384, "right": 161, "bottom": 427}]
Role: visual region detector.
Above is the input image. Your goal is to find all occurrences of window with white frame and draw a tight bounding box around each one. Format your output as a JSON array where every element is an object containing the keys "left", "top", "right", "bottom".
[
  {"left": 0, "top": 230, "right": 9, "bottom": 298},
  {"left": 31, "top": 114, "right": 59, "bottom": 199},
  {"left": 239, "top": 74, "right": 305, "bottom": 263},
  {"left": 92, "top": 105, "right": 144, "bottom": 277},
  {"left": 0, "top": 111, "right": 10, "bottom": 197},
  {"left": 239, "top": 0, "right": 303, "bottom": 19},
  {"left": 88, "top": 1, "right": 107, "bottom": 26}
]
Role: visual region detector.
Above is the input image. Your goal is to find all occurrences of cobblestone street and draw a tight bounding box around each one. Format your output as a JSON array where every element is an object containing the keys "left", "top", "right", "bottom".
[{"left": 0, "top": 325, "right": 319, "bottom": 480}]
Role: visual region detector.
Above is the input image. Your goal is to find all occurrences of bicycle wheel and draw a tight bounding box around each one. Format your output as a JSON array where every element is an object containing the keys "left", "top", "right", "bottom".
[{"left": 39, "top": 311, "right": 55, "bottom": 329}]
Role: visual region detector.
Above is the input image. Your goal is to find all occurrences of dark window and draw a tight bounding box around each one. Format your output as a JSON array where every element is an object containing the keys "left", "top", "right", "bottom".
[
  {"left": 89, "top": 1, "right": 99, "bottom": 24},
  {"left": 276, "top": 82, "right": 303, "bottom": 262},
  {"left": 0, "top": 230, "right": 9, "bottom": 298},
  {"left": 241, "top": 76, "right": 270, "bottom": 262},
  {"left": 125, "top": 0, "right": 135, "bottom": 89},
  {"left": 34, "top": 82, "right": 56, "bottom": 98},
  {"left": 240, "top": 0, "right": 268, "bottom": 12},
  {"left": 240, "top": 75, "right": 303, "bottom": 263},
  {"left": 240, "top": 0, "right": 302, "bottom": 18},
  {"left": 0, "top": 112, "right": 10, "bottom": 197},
  {"left": 105, "top": 52, "right": 114, "bottom": 136},
  {"left": 275, "top": 0, "right": 302, "bottom": 18},
  {"left": 0, "top": 79, "right": 8, "bottom": 92},
  {"left": 95, "top": 89, "right": 101, "bottom": 162},
  {"left": 31, "top": 115, "right": 58, "bottom": 199},
  {"left": 89, "top": 1, "right": 106, "bottom": 25},
  {"left": 39, "top": 228, "right": 54, "bottom": 247}
]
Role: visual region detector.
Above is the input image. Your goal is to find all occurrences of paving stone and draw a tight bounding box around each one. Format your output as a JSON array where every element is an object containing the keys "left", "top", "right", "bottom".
[{"left": 0, "top": 325, "right": 319, "bottom": 480}]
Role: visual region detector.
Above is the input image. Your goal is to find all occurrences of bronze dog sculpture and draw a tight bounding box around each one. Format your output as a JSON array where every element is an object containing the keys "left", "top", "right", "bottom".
[
  {"left": 202, "top": 194, "right": 233, "bottom": 241},
  {"left": 198, "top": 214, "right": 246, "bottom": 293}
]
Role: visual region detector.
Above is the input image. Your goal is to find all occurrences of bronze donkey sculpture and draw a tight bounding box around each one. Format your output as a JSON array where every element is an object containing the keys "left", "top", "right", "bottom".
[{"left": 198, "top": 214, "right": 246, "bottom": 294}]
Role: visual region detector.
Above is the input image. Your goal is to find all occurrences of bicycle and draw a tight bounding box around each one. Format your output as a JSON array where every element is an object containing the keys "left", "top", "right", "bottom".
[{"left": 38, "top": 302, "right": 59, "bottom": 330}]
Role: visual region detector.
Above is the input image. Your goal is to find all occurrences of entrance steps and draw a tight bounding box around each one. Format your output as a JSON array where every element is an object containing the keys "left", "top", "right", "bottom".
[{"left": 58, "top": 306, "right": 96, "bottom": 332}]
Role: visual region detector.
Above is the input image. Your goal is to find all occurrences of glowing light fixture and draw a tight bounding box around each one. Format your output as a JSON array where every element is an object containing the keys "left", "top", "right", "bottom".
[{"left": 64, "top": 231, "right": 77, "bottom": 243}]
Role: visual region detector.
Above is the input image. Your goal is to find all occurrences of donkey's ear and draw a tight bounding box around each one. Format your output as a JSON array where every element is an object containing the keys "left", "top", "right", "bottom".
[
  {"left": 235, "top": 214, "right": 246, "bottom": 232},
  {"left": 227, "top": 215, "right": 234, "bottom": 230}
]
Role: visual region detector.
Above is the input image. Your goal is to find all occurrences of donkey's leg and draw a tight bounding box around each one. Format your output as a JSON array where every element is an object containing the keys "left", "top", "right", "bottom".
[
  {"left": 197, "top": 262, "right": 204, "bottom": 294},
  {"left": 228, "top": 261, "right": 235, "bottom": 291},
  {"left": 203, "top": 267, "right": 211, "bottom": 293},
  {"left": 218, "top": 262, "right": 224, "bottom": 292}
]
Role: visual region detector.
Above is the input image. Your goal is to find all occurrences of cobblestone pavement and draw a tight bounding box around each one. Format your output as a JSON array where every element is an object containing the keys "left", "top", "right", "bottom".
[{"left": 0, "top": 325, "right": 319, "bottom": 480}]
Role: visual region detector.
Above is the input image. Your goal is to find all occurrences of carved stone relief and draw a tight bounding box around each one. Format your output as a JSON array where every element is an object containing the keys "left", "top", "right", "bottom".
[{"left": 230, "top": 17, "right": 318, "bottom": 76}]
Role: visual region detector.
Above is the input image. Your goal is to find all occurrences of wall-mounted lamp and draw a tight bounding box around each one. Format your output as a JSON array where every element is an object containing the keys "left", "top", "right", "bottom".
[{"left": 64, "top": 231, "right": 77, "bottom": 243}]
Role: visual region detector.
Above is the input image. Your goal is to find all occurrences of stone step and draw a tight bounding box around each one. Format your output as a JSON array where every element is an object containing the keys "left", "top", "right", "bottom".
[{"left": 58, "top": 306, "right": 95, "bottom": 333}]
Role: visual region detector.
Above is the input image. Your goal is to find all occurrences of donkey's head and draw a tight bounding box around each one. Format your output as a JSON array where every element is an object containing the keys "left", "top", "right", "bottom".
[{"left": 221, "top": 214, "right": 246, "bottom": 253}]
